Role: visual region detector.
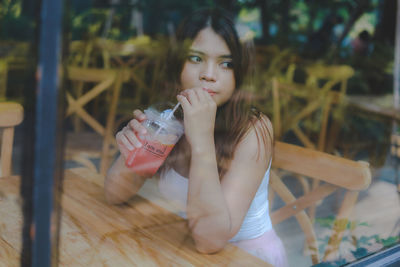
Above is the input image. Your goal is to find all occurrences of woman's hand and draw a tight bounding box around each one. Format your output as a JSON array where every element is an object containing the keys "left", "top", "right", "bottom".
[
  {"left": 177, "top": 88, "right": 217, "bottom": 151},
  {"left": 115, "top": 109, "right": 147, "bottom": 160}
]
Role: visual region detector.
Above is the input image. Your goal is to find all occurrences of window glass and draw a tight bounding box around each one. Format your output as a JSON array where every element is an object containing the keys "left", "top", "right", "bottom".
[{"left": 1, "top": 1, "right": 399, "bottom": 266}]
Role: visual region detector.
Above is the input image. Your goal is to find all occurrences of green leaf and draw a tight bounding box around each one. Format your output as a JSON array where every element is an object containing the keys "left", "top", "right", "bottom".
[
  {"left": 351, "top": 247, "right": 369, "bottom": 259},
  {"left": 379, "top": 236, "right": 399, "bottom": 247},
  {"left": 315, "top": 216, "right": 336, "bottom": 228}
]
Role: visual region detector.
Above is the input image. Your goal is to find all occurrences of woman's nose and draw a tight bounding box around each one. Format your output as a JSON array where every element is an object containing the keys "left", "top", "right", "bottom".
[{"left": 200, "top": 62, "right": 217, "bottom": 82}]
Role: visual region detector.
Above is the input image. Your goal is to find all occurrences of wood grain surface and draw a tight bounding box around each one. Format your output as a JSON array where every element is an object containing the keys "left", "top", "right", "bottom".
[{"left": 0, "top": 170, "right": 269, "bottom": 266}]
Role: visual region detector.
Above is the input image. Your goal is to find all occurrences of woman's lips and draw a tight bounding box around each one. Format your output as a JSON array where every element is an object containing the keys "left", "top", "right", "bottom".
[{"left": 203, "top": 88, "right": 216, "bottom": 96}]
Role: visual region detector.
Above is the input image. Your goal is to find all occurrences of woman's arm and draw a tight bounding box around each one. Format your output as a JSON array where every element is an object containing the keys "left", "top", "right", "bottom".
[
  {"left": 187, "top": 121, "right": 272, "bottom": 253},
  {"left": 104, "top": 110, "right": 151, "bottom": 204},
  {"left": 187, "top": 137, "right": 231, "bottom": 253},
  {"left": 104, "top": 155, "right": 148, "bottom": 204},
  {"left": 178, "top": 89, "right": 272, "bottom": 253}
]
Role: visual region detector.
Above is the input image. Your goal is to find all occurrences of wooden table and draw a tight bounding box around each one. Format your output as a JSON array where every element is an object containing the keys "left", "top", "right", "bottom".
[
  {"left": 0, "top": 169, "right": 269, "bottom": 266},
  {"left": 346, "top": 94, "right": 400, "bottom": 122}
]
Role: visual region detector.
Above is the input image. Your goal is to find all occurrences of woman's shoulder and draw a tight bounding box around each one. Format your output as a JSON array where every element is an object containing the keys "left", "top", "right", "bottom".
[
  {"left": 248, "top": 110, "right": 274, "bottom": 142},
  {"left": 235, "top": 111, "right": 273, "bottom": 161}
]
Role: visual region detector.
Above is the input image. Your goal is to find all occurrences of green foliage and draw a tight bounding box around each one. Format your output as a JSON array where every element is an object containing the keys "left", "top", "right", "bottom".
[
  {"left": 0, "top": 0, "right": 34, "bottom": 41},
  {"left": 315, "top": 216, "right": 400, "bottom": 265},
  {"left": 313, "top": 259, "right": 347, "bottom": 267},
  {"left": 315, "top": 215, "right": 337, "bottom": 228},
  {"left": 70, "top": 9, "right": 110, "bottom": 39},
  {"left": 0, "top": 0, "right": 21, "bottom": 18},
  {"left": 378, "top": 236, "right": 400, "bottom": 247},
  {"left": 351, "top": 247, "right": 369, "bottom": 259},
  {"left": 347, "top": 41, "right": 394, "bottom": 95}
]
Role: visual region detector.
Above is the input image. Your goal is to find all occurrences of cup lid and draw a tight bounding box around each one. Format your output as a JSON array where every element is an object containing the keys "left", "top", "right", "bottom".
[{"left": 144, "top": 107, "right": 184, "bottom": 136}]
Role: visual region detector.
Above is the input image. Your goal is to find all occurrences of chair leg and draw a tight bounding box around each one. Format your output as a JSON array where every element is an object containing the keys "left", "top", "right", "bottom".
[
  {"left": 323, "top": 191, "right": 359, "bottom": 261},
  {"left": 100, "top": 72, "right": 122, "bottom": 176},
  {"left": 73, "top": 81, "right": 84, "bottom": 132},
  {"left": 1, "top": 127, "right": 14, "bottom": 177}
]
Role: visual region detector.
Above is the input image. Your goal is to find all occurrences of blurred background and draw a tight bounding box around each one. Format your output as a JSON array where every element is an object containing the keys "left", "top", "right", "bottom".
[{"left": 0, "top": 0, "right": 399, "bottom": 266}]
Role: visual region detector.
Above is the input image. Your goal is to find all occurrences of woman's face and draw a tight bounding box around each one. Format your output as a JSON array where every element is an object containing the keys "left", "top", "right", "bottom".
[{"left": 180, "top": 27, "right": 235, "bottom": 107}]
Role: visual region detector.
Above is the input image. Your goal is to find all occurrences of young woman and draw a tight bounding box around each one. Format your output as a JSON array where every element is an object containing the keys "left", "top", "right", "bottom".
[{"left": 105, "top": 8, "right": 288, "bottom": 266}]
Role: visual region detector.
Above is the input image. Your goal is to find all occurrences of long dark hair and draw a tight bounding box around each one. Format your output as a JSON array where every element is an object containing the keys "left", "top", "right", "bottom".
[{"left": 161, "top": 7, "right": 272, "bottom": 176}]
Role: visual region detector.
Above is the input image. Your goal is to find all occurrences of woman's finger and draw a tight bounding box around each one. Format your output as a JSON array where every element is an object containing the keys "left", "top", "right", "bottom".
[
  {"left": 177, "top": 94, "right": 191, "bottom": 112},
  {"left": 129, "top": 119, "right": 147, "bottom": 135},
  {"left": 116, "top": 131, "right": 134, "bottom": 151},
  {"left": 203, "top": 88, "right": 215, "bottom": 103},
  {"left": 197, "top": 88, "right": 209, "bottom": 102},
  {"left": 133, "top": 109, "right": 146, "bottom": 122},
  {"left": 124, "top": 127, "right": 143, "bottom": 148},
  {"left": 182, "top": 89, "right": 199, "bottom": 105}
]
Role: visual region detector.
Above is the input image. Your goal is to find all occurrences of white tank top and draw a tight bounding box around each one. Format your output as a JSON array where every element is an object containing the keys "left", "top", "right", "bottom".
[{"left": 158, "top": 164, "right": 272, "bottom": 242}]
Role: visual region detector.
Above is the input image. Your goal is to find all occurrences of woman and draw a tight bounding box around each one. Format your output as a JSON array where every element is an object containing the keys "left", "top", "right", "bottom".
[{"left": 105, "top": 7, "right": 288, "bottom": 266}]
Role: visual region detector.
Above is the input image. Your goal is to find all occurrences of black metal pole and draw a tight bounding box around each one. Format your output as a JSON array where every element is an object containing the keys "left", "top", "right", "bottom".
[{"left": 32, "top": 0, "right": 64, "bottom": 266}]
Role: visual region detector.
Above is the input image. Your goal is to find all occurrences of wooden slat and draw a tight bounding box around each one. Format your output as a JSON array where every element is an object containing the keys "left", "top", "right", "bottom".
[
  {"left": 270, "top": 183, "right": 338, "bottom": 224},
  {"left": 292, "top": 125, "right": 316, "bottom": 150},
  {"left": 66, "top": 93, "right": 105, "bottom": 135},
  {"left": 65, "top": 75, "right": 114, "bottom": 116},
  {"left": 1, "top": 127, "right": 14, "bottom": 177},
  {"left": 272, "top": 78, "right": 282, "bottom": 138},
  {"left": 323, "top": 191, "right": 359, "bottom": 261},
  {"left": 273, "top": 141, "right": 371, "bottom": 190},
  {"left": 269, "top": 171, "right": 319, "bottom": 264},
  {"left": 67, "top": 67, "right": 116, "bottom": 82},
  {"left": 346, "top": 95, "right": 400, "bottom": 122},
  {"left": 100, "top": 71, "right": 122, "bottom": 176},
  {"left": 0, "top": 102, "right": 23, "bottom": 177},
  {"left": 0, "top": 102, "right": 23, "bottom": 127}
]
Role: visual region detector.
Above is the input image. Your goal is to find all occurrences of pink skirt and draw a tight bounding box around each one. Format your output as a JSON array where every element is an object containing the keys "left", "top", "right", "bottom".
[{"left": 231, "top": 229, "right": 289, "bottom": 267}]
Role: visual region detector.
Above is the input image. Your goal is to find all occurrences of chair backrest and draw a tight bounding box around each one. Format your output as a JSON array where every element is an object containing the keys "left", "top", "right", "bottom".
[
  {"left": 0, "top": 102, "right": 24, "bottom": 177},
  {"left": 270, "top": 141, "right": 371, "bottom": 264},
  {"left": 64, "top": 66, "right": 123, "bottom": 176},
  {"left": 305, "top": 64, "right": 354, "bottom": 96},
  {"left": 272, "top": 64, "right": 353, "bottom": 152},
  {"left": 68, "top": 39, "right": 111, "bottom": 69}
]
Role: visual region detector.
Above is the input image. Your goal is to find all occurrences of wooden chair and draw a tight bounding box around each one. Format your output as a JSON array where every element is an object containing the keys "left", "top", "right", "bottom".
[
  {"left": 64, "top": 66, "right": 122, "bottom": 176},
  {"left": 0, "top": 102, "right": 23, "bottom": 177},
  {"left": 272, "top": 64, "right": 354, "bottom": 152},
  {"left": 270, "top": 141, "right": 371, "bottom": 264},
  {"left": 271, "top": 65, "right": 355, "bottom": 219},
  {"left": 304, "top": 64, "right": 354, "bottom": 152},
  {"left": 67, "top": 39, "right": 112, "bottom": 132}
]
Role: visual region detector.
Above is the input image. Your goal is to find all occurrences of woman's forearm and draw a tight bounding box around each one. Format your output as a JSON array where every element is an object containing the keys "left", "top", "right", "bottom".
[
  {"left": 187, "top": 140, "right": 232, "bottom": 252},
  {"left": 104, "top": 155, "right": 147, "bottom": 204}
]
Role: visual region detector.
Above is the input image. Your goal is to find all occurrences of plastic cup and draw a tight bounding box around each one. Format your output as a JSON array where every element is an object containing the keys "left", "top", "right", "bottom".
[{"left": 125, "top": 104, "right": 184, "bottom": 176}]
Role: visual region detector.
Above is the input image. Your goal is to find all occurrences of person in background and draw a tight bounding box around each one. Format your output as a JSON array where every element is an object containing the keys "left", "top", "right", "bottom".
[
  {"left": 105, "top": 7, "right": 288, "bottom": 266},
  {"left": 351, "top": 30, "right": 371, "bottom": 56}
]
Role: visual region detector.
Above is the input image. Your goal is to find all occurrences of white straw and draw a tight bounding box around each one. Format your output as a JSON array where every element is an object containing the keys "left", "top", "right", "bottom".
[
  {"left": 155, "top": 102, "right": 181, "bottom": 136},
  {"left": 167, "top": 102, "right": 181, "bottom": 120}
]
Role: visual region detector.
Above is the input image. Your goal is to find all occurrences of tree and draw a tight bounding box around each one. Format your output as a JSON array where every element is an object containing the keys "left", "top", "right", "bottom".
[{"left": 374, "top": 0, "right": 397, "bottom": 45}]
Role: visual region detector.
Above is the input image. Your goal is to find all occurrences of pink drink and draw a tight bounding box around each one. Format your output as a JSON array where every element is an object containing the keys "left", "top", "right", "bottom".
[
  {"left": 125, "top": 105, "right": 184, "bottom": 176},
  {"left": 125, "top": 136, "right": 175, "bottom": 176}
]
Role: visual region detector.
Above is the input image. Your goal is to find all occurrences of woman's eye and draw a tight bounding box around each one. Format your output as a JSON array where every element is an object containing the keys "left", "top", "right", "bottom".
[
  {"left": 221, "top": 61, "right": 233, "bottom": 69},
  {"left": 188, "top": 55, "right": 201, "bottom": 63}
]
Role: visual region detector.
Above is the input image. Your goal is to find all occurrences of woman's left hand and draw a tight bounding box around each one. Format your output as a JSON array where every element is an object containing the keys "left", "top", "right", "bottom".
[{"left": 177, "top": 88, "right": 217, "bottom": 150}]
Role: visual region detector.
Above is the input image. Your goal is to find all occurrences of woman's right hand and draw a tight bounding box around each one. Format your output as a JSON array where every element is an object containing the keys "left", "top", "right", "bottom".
[{"left": 116, "top": 109, "right": 147, "bottom": 160}]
